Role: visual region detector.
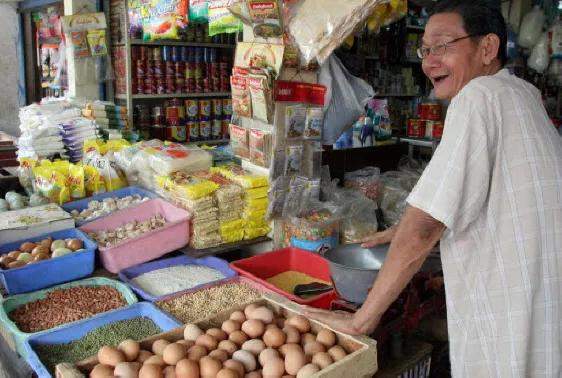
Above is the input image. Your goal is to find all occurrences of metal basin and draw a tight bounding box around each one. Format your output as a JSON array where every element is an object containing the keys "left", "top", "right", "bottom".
[{"left": 323, "top": 243, "right": 389, "bottom": 304}]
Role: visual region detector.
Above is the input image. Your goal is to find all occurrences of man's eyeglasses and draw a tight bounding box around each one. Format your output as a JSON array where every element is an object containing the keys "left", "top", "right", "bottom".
[{"left": 416, "top": 34, "right": 481, "bottom": 59}]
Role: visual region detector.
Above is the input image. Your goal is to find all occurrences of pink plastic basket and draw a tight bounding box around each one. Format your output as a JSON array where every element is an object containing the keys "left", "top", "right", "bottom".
[{"left": 79, "top": 199, "right": 190, "bottom": 273}]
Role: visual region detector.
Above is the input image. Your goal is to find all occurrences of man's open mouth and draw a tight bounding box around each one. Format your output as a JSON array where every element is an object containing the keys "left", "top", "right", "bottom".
[{"left": 433, "top": 75, "right": 448, "bottom": 84}]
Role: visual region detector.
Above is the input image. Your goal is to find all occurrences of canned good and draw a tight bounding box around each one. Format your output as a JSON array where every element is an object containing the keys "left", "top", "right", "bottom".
[
  {"left": 180, "top": 46, "right": 188, "bottom": 61},
  {"left": 185, "top": 100, "right": 198, "bottom": 120},
  {"left": 167, "top": 125, "right": 187, "bottom": 142},
  {"left": 199, "top": 99, "right": 211, "bottom": 120},
  {"left": 136, "top": 60, "right": 147, "bottom": 78},
  {"left": 165, "top": 77, "right": 177, "bottom": 94},
  {"left": 419, "top": 102, "right": 442, "bottom": 121},
  {"left": 221, "top": 119, "right": 230, "bottom": 138},
  {"left": 156, "top": 79, "right": 166, "bottom": 94},
  {"left": 165, "top": 99, "right": 185, "bottom": 125},
  {"left": 211, "top": 99, "right": 222, "bottom": 118},
  {"left": 146, "top": 61, "right": 155, "bottom": 77},
  {"left": 222, "top": 99, "right": 232, "bottom": 116},
  {"left": 152, "top": 106, "right": 165, "bottom": 125},
  {"left": 212, "top": 119, "right": 222, "bottom": 139},
  {"left": 175, "top": 62, "right": 185, "bottom": 78},
  {"left": 199, "top": 120, "right": 211, "bottom": 140},
  {"left": 424, "top": 120, "right": 434, "bottom": 139},
  {"left": 187, "top": 120, "right": 199, "bottom": 141},
  {"left": 150, "top": 125, "right": 167, "bottom": 140},
  {"left": 153, "top": 61, "right": 165, "bottom": 77},
  {"left": 138, "top": 46, "right": 148, "bottom": 60},
  {"left": 162, "top": 46, "right": 173, "bottom": 61},
  {"left": 175, "top": 77, "right": 185, "bottom": 91},
  {"left": 131, "top": 46, "right": 141, "bottom": 60},
  {"left": 165, "top": 61, "right": 176, "bottom": 76},
  {"left": 152, "top": 46, "right": 162, "bottom": 61},
  {"left": 407, "top": 119, "right": 426, "bottom": 138},
  {"left": 171, "top": 46, "right": 180, "bottom": 62},
  {"left": 431, "top": 121, "right": 444, "bottom": 139}
]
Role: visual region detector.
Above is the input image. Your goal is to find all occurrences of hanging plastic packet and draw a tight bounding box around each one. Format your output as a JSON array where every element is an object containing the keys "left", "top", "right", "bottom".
[
  {"left": 17, "top": 158, "right": 38, "bottom": 195},
  {"left": 189, "top": 0, "right": 209, "bottom": 23},
  {"left": 231, "top": 67, "right": 252, "bottom": 118},
  {"left": 71, "top": 31, "right": 90, "bottom": 58},
  {"left": 267, "top": 175, "right": 289, "bottom": 220},
  {"left": 87, "top": 29, "right": 108, "bottom": 56},
  {"left": 285, "top": 105, "right": 306, "bottom": 139},
  {"left": 247, "top": 0, "right": 282, "bottom": 38},
  {"left": 208, "top": 0, "right": 242, "bottom": 36},
  {"left": 141, "top": 0, "right": 188, "bottom": 41},
  {"left": 284, "top": 145, "right": 303, "bottom": 175},
  {"left": 282, "top": 175, "right": 307, "bottom": 218},
  {"left": 249, "top": 128, "right": 271, "bottom": 168},
  {"left": 229, "top": 124, "right": 250, "bottom": 159},
  {"left": 299, "top": 177, "right": 321, "bottom": 213},
  {"left": 248, "top": 69, "right": 273, "bottom": 123},
  {"left": 303, "top": 107, "right": 324, "bottom": 139}
]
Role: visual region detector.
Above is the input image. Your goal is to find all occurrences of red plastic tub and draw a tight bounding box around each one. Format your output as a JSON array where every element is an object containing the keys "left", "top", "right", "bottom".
[
  {"left": 230, "top": 248, "right": 335, "bottom": 308},
  {"left": 80, "top": 199, "right": 190, "bottom": 273}
]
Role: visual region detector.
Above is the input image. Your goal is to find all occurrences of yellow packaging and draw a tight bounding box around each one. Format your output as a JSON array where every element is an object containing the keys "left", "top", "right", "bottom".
[
  {"left": 245, "top": 197, "right": 268, "bottom": 211},
  {"left": 84, "top": 164, "right": 106, "bottom": 196},
  {"left": 245, "top": 218, "right": 268, "bottom": 229},
  {"left": 220, "top": 219, "right": 246, "bottom": 233},
  {"left": 221, "top": 229, "right": 245, "bottom": 243},
  {"left": 68, "top": 164, "right": 85, "bottom": 200},
  {"left": 243, "top": 209, "right": 267, "bottom": 223},
  {"left": 33, "top": 166, "right": 70, "bottom": 205},
  {"left": 83, "top": 139, "right": 103, "bottom": 154},
  {"left": 246, "top": 186, "right": 268, "bottom": 200},
  {"left": 210, "top": 165, "right": 269, "bottom": 189},
  {"left": 105, "top": 139, "right": 131, "bottom": 152},
  {"left": 244, "top": 226, "right": 270, "bottom": 240},
  {"left": 173, "top": 178, "right": 219, "bottom": 200}
]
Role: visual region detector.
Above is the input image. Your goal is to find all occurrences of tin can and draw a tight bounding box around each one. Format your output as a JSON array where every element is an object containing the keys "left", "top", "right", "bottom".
[
  {"left": 162, "top": 46, "right": 173, "bottom": 61},
  {"left": 138, "top": 46, "right": 148, "bottom": 60},
  {"left": 407, "top": 119, "right": 426, "bottom": 138},
  {"left": 212, "top": 119, "right": 222, "bottom": 139},
  {"left": 136, "top": 60, "right": 147, "bottom": 78},
  {"left": 152, "top": 106, "right": 165, "bottom": 125},
  {"left": 152, "top": 47, "right": 162, "bottom": 61},
  {"left": 199, "top": 120, "right": 211, "bottom": 140},
  {"left": 165, "top": 99, "right": 185, "bottom": 126},
  {"left": 431, "top": 121, "right": 444, "bottom": 139},
  {"left": 156, "top": 79, "right": 166, "bottom": 94},
  {"left": 211, "top": 98, "right": 222, "bottom": 118},
  {"left": 221, "top": 119, "right": 230, "bottom": 138},
  {"left": 199, "top": 99, "right": 211, "bottom": 120},
  {"left": 171, "top": 46, "right": 180, "bottom": 62},
  {"left": 187, "top": 120, "right": 199, "bottom": 141},
  {"left": 139, "top": 126, "right": 151, "bottom": 140},
  {"left": 131, "top": 46, "right": 141, "bottom": 60},
  {"left": 166, "top": 125, "right": 187, "bottom": 142},
  {"left": 144, "top": 79, "right": 156, "bottom": 94},
  {"left": 222, "top": 98, "right": 232, "bottom": 117},
  {"left": 150, "top": 124, "right": 167, "bottom": 140},
  {"left": 185, "top": 99, "right": 198, "bottom": 120},
  {"left": 175, "top": 62, "right": 185, "bottom": 78},
  {"left": 165, "top": 61, "right": 176, "bottom": 76},
  {"left": 175, "top": 77, "right": 185, "bottom": 92},
  {"left": 165, "top": 77, "right": 176, "bottom": 94},
  {"left": 153, "top": 61, "right": 165, "bottom": 77},
  {"left": 419, "top": 102, "right": 442, "bottom": 121},
  {"left": 424, "top": 120, "right": 434, "bottom": 139},
  {"left": 180, "top": 46, "right": 188, "bottom": 62},
  {"left": 146, "top": 61, "right": 155, "bottom": 77}
]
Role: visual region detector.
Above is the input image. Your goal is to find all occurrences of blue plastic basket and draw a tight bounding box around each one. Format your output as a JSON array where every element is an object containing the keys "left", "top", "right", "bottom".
[
  {"left": 0, "top": 228, "right": 97, "bottom": 295},
  {"left": 61, "top": 186, "right": 159, "bottom": 226},
  {"left": 118, "top": 255, "right": 238, "bottom": 302},
  {"left": 23, "top": 302, "right": 182, "bottom": 378}
]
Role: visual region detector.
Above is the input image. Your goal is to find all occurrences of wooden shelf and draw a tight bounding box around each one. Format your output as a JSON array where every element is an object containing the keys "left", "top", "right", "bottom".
[
  {"left": 130, "top": 39, "right": 236, "bottom": 49},
  {"left": 131, "top": 92, "right": 231, "bottom": 100}
]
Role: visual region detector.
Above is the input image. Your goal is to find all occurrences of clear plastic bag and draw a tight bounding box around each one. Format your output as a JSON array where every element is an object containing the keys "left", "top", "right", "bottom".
[
  {"left": 341, "top": 194, "right": 379, "bottom": 244},
  {"left": 380, "top": 181, "right": 409, "bottom": 227},
  {"left": 344, "top": 166, "right": 382, "bottom": 202}
]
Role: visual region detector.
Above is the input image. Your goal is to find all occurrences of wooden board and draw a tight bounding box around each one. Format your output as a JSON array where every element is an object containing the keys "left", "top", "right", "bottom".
[{"left": 65, "top": 292, "right": 377, "bottom": 378}]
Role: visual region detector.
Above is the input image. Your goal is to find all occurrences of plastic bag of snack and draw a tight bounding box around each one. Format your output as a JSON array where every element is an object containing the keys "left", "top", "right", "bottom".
[
  {"left": 142, "top": 0, "right": 188, "bottom": 42},
  {"left": 166, "top": 172, "right": 220, "bottom": 200},
  {"left": 284, "top": 144, "right": 303, "bottom": 176},
  {"left": 84, "top": 164, "right": 106, "bottom": 196},
  {"left": 285, "top": 105, "right": 306, "bottom": 139},
  {"left": 341, "top": 193, "right": 379, "bottom": 244},
  {"left": 68, "top": 164, "right": 85, "bottom": 200},
  {"left": 208, "top": 0, "right": 242, "bottom": 36},
  {"left": 303, "top": 107, "right": 323, "bottom": 139},
  {"left": 229, "top": 124, "right": 250, "bottom": 159},
  {"left": 244, "top": 225, "right": 270, "bottom": 239},
  {"left": 33, "top": 165, "right": 70, "bottom": 205},
  {"left": 246, "top": 186, "right": 268, "bottom": 200},
  {"left": 245, "top": 196, "right": 268, "bottom": 211},
  {"left": 288, "top": 202, "right": 341, "bottom": 252},
  {"left": 17, "top": 158, "right": 37, "bottom": 196},
  {"left": 189, "top": 0, "right": 209, "bottom": 23},
  {"left": 267, "top": 175, "right": 289, "bottom": 220},
  {"left": 243, "top": 208, "right": 267, "bottom": 222},
  {"left": 211, "top": 165, "right": 269, "bottom": 188},
  {"left": 344, "top": 166, "right": 382, "bottom": 203},
  {"left": 247, "top": 0, "right": 282, "bottom": 38}
]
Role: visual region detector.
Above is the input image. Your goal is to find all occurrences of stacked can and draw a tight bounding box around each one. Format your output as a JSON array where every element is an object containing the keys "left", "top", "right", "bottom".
[
  {"left": 194, "top": 47, "right": 205, "bottom": 93},
  {"left": 211, "top": 99, "right": 223, "bottom": 140},
  {"left": 185, "top": 99, "right": 199, "bottom": 142},
  {"left": 219, "top": 53, "right": 230, "bottom": 92},
  {"left": 222, "top": 98, "right": 232, "bottom": 138},
  {"left": 134, "top": 104, "right": 151, "bottom": 139},
  {"left": 165, "top": 98, "right": 187, "bottom": 142},
  {"left": 199, "top": 99, "right": 212, "bottom": 140},
  {"left": 185, "top": 47, "right": 196, "bottom": 93}
]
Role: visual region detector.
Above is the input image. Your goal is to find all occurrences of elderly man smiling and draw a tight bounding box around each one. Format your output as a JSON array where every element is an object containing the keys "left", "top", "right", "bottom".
[{"left": 306, "top": 0, "right": 562, "bottom": 376}]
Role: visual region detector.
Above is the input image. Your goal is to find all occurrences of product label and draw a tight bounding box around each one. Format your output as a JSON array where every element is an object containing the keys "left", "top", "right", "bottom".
[
  {"left": 290, "top": 236, "right": 338, "bottom": 254},
  {"left": 274, "top": 80, "right": 326, "bottom": 106}
]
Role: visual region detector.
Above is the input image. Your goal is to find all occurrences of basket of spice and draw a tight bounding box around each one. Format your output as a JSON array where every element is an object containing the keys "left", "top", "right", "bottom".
[
  {"left": 118, "top": 255, "right": 238, "bottom": 302},
  {"left": 0, "top": 277, "right": 137, "bottom": 358},
  {"left": 23, "top": 302, "right": 182, "bottom": 378}
]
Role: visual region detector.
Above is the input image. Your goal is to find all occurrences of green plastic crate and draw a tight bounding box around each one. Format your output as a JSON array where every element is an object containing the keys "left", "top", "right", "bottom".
[{"left": 0, "top": 277, "right": 138, "bottom": 358}]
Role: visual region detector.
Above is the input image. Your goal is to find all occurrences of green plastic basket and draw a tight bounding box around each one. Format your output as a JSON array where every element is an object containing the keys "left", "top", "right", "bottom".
[{"left": 0, "top": 277, "right": 138, "bottom": 358}]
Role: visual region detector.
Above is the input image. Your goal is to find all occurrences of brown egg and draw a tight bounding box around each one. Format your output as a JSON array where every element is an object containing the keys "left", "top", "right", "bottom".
[
  {"left": 232, "top": 350, "right": 257, "bottom": 373},
  {"left": 296, "top": 364, "right": 320, "bottom": 378},
  {"left": 139, "top": 363, "right": 164, "bottom": 378},
  {"left": 144, "top": 355, "right": 166, "bottom": 366},
  {"left": 32, "top": 253, "right": 49, "bottom": 262},
  {"left": 31, "top": 245, "right": 49, "bottom": 256},
  {"left": 98, "top": 346, "right": 126, "bottom": 367},
  {"left": 241, "top": 339, "right": 265, "bottom": 356},
  {"left": 7, "top": 260, "right": 26, "bottom": 269},
  {"left": 217, "top": 368, "right": 239, "bottom": 378},
  {"left": 66, "top": 238, "right": 84, "bottom": 251},
  {"left": 316, "top": 329, "right": 336, "bottom": 348},
  {"left": 7, "top": 250, "right": 21, "bottom": 259},
  {"left": 39, "top": 237, "right": 53, "bottom": 249},
  {"left": 176, "top": 358, "right": 199, "bottom": 378},
  {"left": 258, "top": 348, "right": 280, "bottom": 367},
  {"left": 90, "top": 364, "right": 114, "bottom": 378},
  {"left": 222, "top": 320, "right": 242, "bottom": 335},
  {"left": 0, "top": 255, "right": 14, "bottom": 268},
  {"left": 282, "top": 326, "right": 300, "bottom": 345},
  {"left": 200, "top": 356, "right": 222, "bottom": 377},
  {"left": 241, "top": 319, "right": 265, "bottom": 338},
  {"left": 265, "top": 324, "right": 278, "bottom": 331},
  {"left": 223, "top": 359, "right": 245, "bottom": 377},
  {"left": 230, "top": 310, "right": 246, "bottom": 323},
  {"left": 218, "top": 340, "right": 239, "bottom": 356},
  {"left": 280, "top": 376, "right": 294, "bottom": 378},
  {"left": 164, "top": 365, "right": 177, "bottom": 378},
  {"left": 187, "top": 345, "right": 208, "bottom": 361},
  {"left": 311, "top": 352, "right": 333, "bottom": 369},
  {"left": 327, "top": 345, "right": 347, "bottom": 362},
  {"left": 118, "top": 339, "right": 141, "bottom": 362},
  {"left": 207, "top": 328, "right": 228, "bottom": 341},
  {"left": 300, "top": 334, "right": 316, "bottom": 346},
  {"left": 163, "top": 343, "right": 188, "bottom": 365},
  {"left": 195, "top": 334, "right": 218, "bottom": 351},
  {"left": 279, "top": 344, "right": 302, "bottom": 357},
  {"left": 247, "top": 307, "right": 274, "bottom": 325},
  {"left": 152, "top": 339, "right": 171, "bottom": 356},
  {"left": 262, "top": 357, "right": 285, "bottom": 377},
  {"left": 244, "top": 304, "right": 259, "bottom": 318},
  {"left": 303, "top": 342, "right": 325, "bottom": 357},
  {"left": 284, "top": 349, "right": 307, "bottom": 375},
  {"left": 19, "top": 242, "right": 36, "bottom": 253},
  {"left": 177, "top": 340, "right": 195, "bottom": 349},
  {"left": 209, "top": 349, "right": 229, "bottom": 362},
  {"left": 114, "top": 362, "right": 141, "bottom": 378},
  {"left": 184, "top": 324, "right": 204, "bottom": 341},
  {"left": 286, "top": 316, "right": 310, "bottom": 334},
  {"left": 263, "top": 328, "right": 286, "bottom": 348},
  {"left": 137, "top": 350, "right": 154, "bottom": 363},
  {"left": 229, "top": 330, "right": 249, "bottom": 346},
  {"left": 245, "top": 372, "right": 263, "bottom": 378}
]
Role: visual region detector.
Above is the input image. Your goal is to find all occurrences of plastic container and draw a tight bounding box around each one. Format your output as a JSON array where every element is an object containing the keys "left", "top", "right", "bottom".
[
  {"left": 23, "top": 302, "right": 182, "bottom": 378},
  {"left": 230, "top": 247, "right": 335, "bottom": 307},
  {"left": 62, "top": 186, "right": 159, "bottom": 226},
  {"left": 79, "top": 198, "right": 190, "bottom": 273},
  {"left": 0, "top": 229, "right": 97, "bottom": 295},
  {"left": 0, "top": 277, "right": 137, "bottom": 358},
  {"left": 118, "top": 255, "right": 238, "bottom": 302}
]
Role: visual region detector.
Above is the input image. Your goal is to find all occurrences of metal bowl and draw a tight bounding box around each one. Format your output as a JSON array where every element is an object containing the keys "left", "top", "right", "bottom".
[{"left": 323, "top": 243, "right": 389, "bottom": 304}]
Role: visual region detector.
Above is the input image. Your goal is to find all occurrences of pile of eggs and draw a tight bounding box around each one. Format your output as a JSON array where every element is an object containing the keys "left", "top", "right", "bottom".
[
  {"left": 91, "top": 304, "right": 349, "bottom": 378},
  {"left": 0, "top": 237, "right": 85, "bottom": 269}
]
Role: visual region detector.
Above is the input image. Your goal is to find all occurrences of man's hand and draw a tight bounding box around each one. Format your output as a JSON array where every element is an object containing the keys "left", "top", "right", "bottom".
[
  {"left": 303, "top": 307, "right": 380, "bottom": 336},
  {"left": 361, "top": 226, "right": 397, "bottom": 248}
]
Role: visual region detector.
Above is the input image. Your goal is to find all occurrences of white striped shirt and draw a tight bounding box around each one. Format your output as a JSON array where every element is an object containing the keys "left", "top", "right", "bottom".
[{"left": 407, "top": 69, "right": 562, "bottom": 377}]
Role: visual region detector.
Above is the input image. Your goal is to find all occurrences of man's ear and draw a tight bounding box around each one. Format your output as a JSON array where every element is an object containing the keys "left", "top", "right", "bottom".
[{"left": 480, "top": 33, "right": 501, "bottom": 65}]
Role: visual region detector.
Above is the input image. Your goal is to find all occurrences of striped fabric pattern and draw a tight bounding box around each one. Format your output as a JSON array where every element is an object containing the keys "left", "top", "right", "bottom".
[{"left": 407, "top": 69, "right": 562, "bottom": 377}]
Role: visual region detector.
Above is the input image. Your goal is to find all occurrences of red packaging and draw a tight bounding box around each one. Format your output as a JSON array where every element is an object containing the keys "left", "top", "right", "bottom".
[
  {"left": 407, "top": 119, "right": 426, "bottom": 138},
  {"left": 185, "top": 62, "right": 195, "bottom": 92},
  {"left": 144, "top": 79, "right": 156, "bottom": 94},
  {"left": 419, "top": 102, "right": 442, "bottom": 121},
  {"left": 138, "top": 46, "right": 148, "bottom": 60},
  {"left": 431, "top": 121, "right": 444, "bottom": 139},
  {"left": 175, "top": 62, "right": 185, "bottom": 78},
  {"left": 146, "top": 61, "right": 155, "bottom": 77},
  {"left": 165, "top": 99, "right": 185, "bottom": 126}
]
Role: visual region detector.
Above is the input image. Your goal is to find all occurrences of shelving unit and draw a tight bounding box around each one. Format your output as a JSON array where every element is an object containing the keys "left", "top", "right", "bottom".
[
  {"left": 130, "top": 39, "right": 235, "bottom": 49},
  {"left": 129, "top": 92, "right": 231, "bottom": 100}
]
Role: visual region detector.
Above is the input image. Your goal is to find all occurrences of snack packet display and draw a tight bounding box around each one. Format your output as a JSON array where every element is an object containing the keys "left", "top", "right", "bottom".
[
  {"left": 247, "top": 0, "right": 282, "bottom": 38},
  {"left": 303, "top": 107, "right": 324, "bottom": 139},
  {"left": 68, "top": 164, "right": 85, "bottom": 199},
  {"left": 32, "top": 165, "right": 70, "bottom": 205},
  {"left": 229, "top": 124, "right": 250, "bottom": 159},
  {"left": 208, "top": 0, "right": 242, "bottom": 36},
  {"left": 189, "top": 0, "right": 209, "bottom": 23},
  {"left": 285, "top": 105, "right": 306, "bottom": 139},
  {"left": 140, "top": 0, "right": 188, "bottom": 41},
  {"left": 84, "top": 164, "right": 106, "bottom": 196}
]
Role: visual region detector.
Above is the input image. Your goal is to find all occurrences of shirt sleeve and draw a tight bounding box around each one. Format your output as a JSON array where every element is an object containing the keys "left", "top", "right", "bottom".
[{"left": 407, "top": 85, "right": 496, "bottom": 232}]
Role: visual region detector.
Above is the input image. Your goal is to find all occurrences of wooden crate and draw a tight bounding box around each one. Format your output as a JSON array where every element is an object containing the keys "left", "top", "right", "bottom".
[{"left": 60, "top": 292, "right": 378, "bottom": 378}]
